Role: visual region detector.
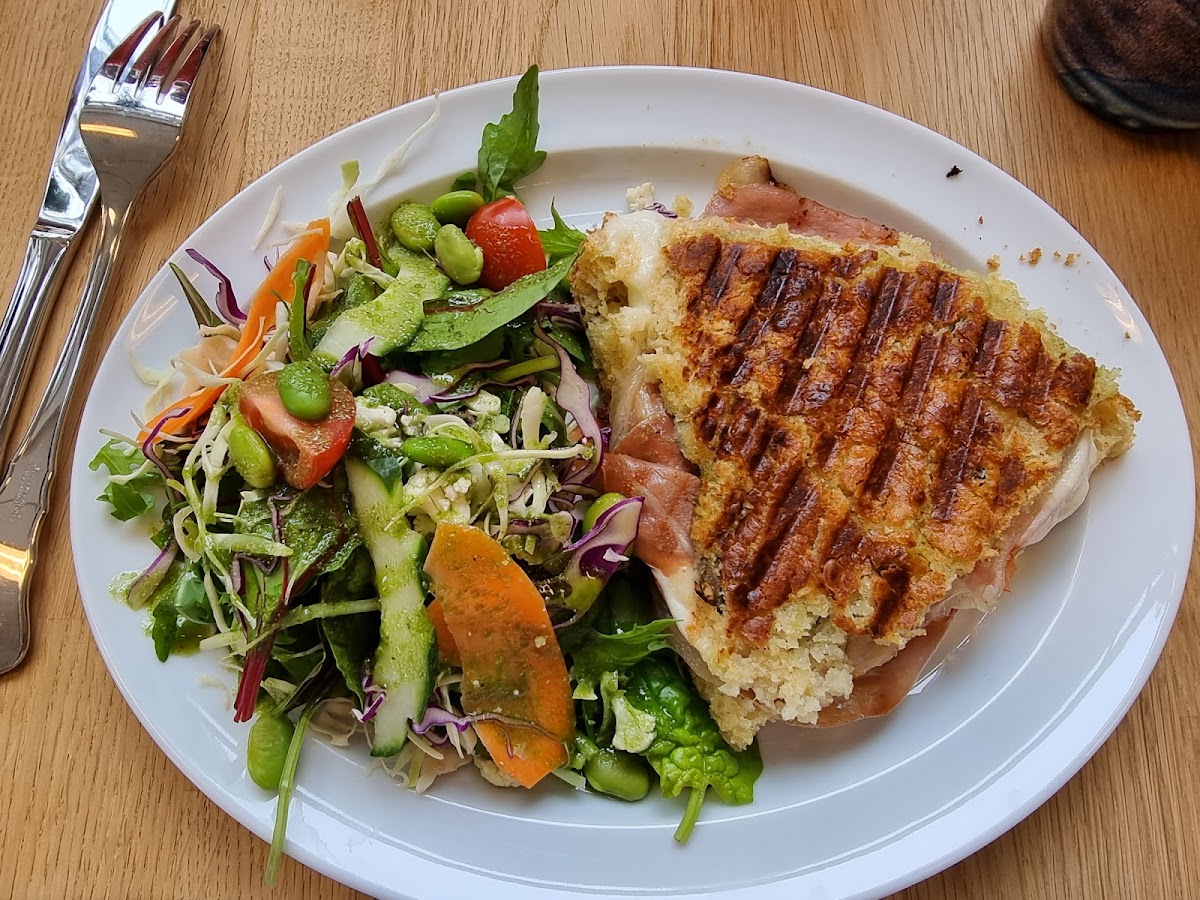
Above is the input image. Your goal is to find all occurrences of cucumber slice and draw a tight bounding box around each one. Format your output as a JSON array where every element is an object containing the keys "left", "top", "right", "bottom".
[
  {"left": 314, "top": 249, "right": 449, "bottom": 364},
  {"left": 344, "top": 455, "right": 436, "bottom": 757}
]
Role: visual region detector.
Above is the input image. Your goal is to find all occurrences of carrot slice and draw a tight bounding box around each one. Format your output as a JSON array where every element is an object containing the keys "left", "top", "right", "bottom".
[
  {"left": 426, "top": 598, "right": 461, "bottom": 667},
  {"left": 140, "top": 219, "right": 331, "bottom": 442},
  {"left": 424, "top": 523, "right": 573, "bottom": 788}
]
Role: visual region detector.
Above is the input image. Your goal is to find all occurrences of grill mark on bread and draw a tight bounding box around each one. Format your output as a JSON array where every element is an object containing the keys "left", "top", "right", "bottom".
[
  {"left": 651, "top": 232, "right": 1116, "bottom": 643},
  {"left": 701, "top": 244, "right": 744, "bottom": 311}
]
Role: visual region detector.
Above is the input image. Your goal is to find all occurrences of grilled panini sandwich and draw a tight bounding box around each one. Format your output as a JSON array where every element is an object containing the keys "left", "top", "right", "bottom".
[{"left": 571, "top": 160, "right": 1138, "bottom": 749}]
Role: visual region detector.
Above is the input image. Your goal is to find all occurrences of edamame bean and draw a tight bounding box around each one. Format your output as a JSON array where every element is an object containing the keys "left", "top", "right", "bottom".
[
  {"left": 583, "top": 749, "right": 651, "bottom": 801},
  {"left": 399, "top": 435, "right": 475, "bottom": 468},
  {"left": 389, "top": 202, "right": 440, "bottom": 252},
  {"left": 277, "top": 362, "right": 333, "bottom": 421},
  {"left": 583, "top": 492, "right": 626, "bottom": 532},
  {"left": 430, "top": 190, "right": 485, "bottom": 226},
  {"left": 247, "top": 711, "right": 295, "bottom": 791},
  {"left": 434, "top": 224, "right": 485, "bottom": 285},
  {"left": 227, "top": 422, "right": 277, "bottom": 489},
  {"left": 343, "top": 272, "right": 379, "bottom": 310}
]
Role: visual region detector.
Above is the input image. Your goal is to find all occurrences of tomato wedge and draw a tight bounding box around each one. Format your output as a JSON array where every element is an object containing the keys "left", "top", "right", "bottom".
[
  {"left": 238, "top": 371, "right": 354, "bottom": 490},
  {"left": 465, "top": 197, "right": 547, "bottom": 291}
]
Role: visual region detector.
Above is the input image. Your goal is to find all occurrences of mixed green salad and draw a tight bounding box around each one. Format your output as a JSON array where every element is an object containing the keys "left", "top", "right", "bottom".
[{"left": 93, "top": 66, "right": 761, "bottom": 881}]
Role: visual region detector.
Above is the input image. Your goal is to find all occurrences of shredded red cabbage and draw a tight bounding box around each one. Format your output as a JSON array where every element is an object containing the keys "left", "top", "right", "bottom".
[
  {"left": 385, "top": 370, "right": 439, "bottom": 404},
  {"left": 430, "top": 374, "right": 535, "bottom": 404},
  {"left": 185, "top": 248, "right": 245, "bottom": 324},
  {"left": 127, "top": 541, "right": 178, "bottom": 608},
  {"left": 535, "top": 323, "right": 603, "bottom": 486},
  {"left": 411, "top": 706, "right": 473, "bottom": 735},
  {"left": 564, "top": 496, "right": 643, "bottom": 581},
  {"left": 141, "top": 406, "right": 190, "bottom": 483},
  {"left": 331, "top": 338, "right": 376, "bottom": 388},
  {"left": 535, "top": 299, "right": 582, "bottom": 320},
  {"left": 356, "top": 672, "right": 387, "bottom": 722},
  {"left": 645, "top": 202, "right": 678, "bottom": 218},
  {"left": 411, "top": 706, "right": 557, "bottom": 741}
]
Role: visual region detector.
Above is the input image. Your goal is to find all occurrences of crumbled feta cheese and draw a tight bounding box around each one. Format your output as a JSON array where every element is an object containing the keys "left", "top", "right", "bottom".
[
  {"left": 625, "top": 182, "right": 656, "bottom": 211},
  {"left": 466, "top": 391, "right": 502, "bottom": 415},
  {"left": 534, "top": 636, "right": 547, "bottom": 648},
  {"left": 355, "top": 399, "right": 397, "bottom": 432}
]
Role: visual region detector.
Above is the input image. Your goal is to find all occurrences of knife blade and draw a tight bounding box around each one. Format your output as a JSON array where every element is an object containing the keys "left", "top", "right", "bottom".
[{"left": 0, "top": 0, "right": 177, "bottom": 462}]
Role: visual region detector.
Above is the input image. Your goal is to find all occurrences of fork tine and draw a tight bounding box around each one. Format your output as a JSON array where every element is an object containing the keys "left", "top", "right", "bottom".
[
  {"left": 166, "top": 25, "right": 219, "bottom": 105},
  {"left": 123, "top": 15, "right": 180, "bottom": 94},
  {"left": 97, "top": 12, "right": 162, "bottom": 85},
  {"left": 146, "top": 18, "right": 200, "bottom": 98}
]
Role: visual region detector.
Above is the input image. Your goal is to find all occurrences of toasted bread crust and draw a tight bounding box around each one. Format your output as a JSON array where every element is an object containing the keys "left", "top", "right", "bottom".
[
  {"left": 572, "top": 212, "right": 1138, "bottom": 744},
  {"left": 652, "top": 220, "right": 1135, "bottom": 645}
]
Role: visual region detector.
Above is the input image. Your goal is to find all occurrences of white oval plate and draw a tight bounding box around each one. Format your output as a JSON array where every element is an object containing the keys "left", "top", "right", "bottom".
[{"left": 70, "top": 67, "right": 1193, "bottom": 899}]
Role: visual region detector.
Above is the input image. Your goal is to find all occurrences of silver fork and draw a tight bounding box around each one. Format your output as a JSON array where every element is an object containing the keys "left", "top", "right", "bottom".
[{"left": 0, "top": 13, "right": 219, "bottom": 675}]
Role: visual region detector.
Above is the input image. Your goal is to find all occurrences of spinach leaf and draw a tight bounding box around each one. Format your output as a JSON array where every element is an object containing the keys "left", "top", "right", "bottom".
[
  {"left": 418, "top": 330, "right": 506, "bottom": 374},
  {"left": 624, "top": 656, "right": 763, "bottom": 843},
  {"left": 322, "top": 612, "right": 380, "bottom": 705},
  {"left": 451, "top": 171, "right": 477, "bottom": 192},
  {"left": 477, "top": 65, "right": 547, "bottom": 203},
  {"left": 547, "top": 323, "right": 588, "bottom": 365},
  {"left": 89, "top": 439, "right": 159, "bottom": 522},
  {"left": 318, "top": 546, "right": 379, "bottom": 704},
  {"left": 348, "top": 432, "right": 405, "bottom": 493},
  {"left": 570, "top": 619, "right": 675, "bottom": 695},
  {"left": 237, "top": 483, "right": 361, "bottom": 605},
  {"left": 539, "top": 201, "right": 586, "bottom": 261},
  {"left": 408, "top": 251, "right": 579, "bottom": 352}
]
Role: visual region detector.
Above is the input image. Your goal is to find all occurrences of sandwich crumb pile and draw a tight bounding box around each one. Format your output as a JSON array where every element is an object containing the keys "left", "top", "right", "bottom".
[{"left": 572, "top": 157, "right": 1138, "bottom": 749}]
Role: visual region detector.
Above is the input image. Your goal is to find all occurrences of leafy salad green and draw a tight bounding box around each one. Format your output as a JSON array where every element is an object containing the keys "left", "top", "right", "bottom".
[{"left": 94, "top": 65, "right": 761, "bottom": 882}]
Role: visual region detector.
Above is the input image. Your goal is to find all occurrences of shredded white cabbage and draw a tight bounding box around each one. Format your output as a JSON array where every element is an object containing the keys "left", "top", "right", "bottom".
[
  {"left": 328, "top": 94, "right": 443, "bottom": 241},
  {"left": 252, "top": 185, "right": 284, "bottom": 250}
]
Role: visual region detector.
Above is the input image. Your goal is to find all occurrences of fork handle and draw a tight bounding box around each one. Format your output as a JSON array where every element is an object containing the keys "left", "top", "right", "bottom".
[
  {"left": 0, "top": 201, "right": 130, "bottom": 675},
  {"left": 0, "top": 229, "right": 76, "bottom": 462}
]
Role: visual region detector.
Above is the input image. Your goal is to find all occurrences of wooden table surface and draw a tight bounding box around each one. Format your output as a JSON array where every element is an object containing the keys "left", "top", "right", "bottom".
[{"left": 1, "top": 0, "right": 1197, "bottom": 897}]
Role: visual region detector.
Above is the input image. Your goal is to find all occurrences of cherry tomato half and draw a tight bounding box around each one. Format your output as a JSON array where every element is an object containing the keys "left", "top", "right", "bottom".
[
  {"left": 465, "top": 197, "right": 547, "bottom": 291},
  {"left": 238, "top": 370, "right": 355, "bottom": 490}
]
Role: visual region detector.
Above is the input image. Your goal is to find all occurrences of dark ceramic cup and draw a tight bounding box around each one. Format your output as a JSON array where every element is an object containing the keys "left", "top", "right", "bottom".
[{"left": 1043, "top": 0, "right": 1200, "bottom": 129}]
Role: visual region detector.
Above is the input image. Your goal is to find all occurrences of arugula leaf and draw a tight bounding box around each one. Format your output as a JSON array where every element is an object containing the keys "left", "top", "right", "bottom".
[
  {"left": 172, "top": 563, "right": 213, "bottom": 624},
  {"left": 624, "top": 656, "right": 763, "bottom": 844},
  {"left": 408, "top": 250, "right": 579, "bottom": 352},
  {"left": 169, "top": 262, "right": 222, "bottom": 329},
  {"left": 539, "top": 202, "right": 586, "bottom": 261},
  {"left": 151, "top": 597, "right": 178, "bottom": 662},
  {"left": 477, "top": 65, "right": 547, "bottom": 202},
  {"left": 89, "top": 439, "right": 159, "bottom": 522}
]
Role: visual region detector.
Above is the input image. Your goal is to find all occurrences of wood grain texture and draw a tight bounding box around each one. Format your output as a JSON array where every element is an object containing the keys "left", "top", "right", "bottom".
[{"left": 0, "top": 0, "right": 1196, "bottom": 897}]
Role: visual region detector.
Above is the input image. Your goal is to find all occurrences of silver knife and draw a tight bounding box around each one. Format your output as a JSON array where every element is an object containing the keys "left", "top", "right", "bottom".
[{"left": 0, "top": 0, "right": 176, "bottom": 465}]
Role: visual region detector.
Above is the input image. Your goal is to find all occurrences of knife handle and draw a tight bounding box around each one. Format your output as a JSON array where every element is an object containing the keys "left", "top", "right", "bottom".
[
  {"left": 0, "top": 201, "right": 129, "bottom": 676},
  {"left": 0, "top": 228, "right": 74, "bottom": 464}
]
